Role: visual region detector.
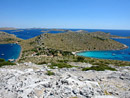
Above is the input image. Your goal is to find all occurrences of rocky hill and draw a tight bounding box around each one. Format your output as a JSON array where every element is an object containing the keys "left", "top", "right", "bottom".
[{"left": 35, "top": 31, "right": 125, "bottom": 52}]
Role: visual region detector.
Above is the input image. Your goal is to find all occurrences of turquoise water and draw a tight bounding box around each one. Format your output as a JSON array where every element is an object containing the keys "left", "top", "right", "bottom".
[
  {"left": 77, "top": 39, "right": 130, "bottom": 61},
  {"left": 0, "top": 44, "right": 21, "bottom": 61}
]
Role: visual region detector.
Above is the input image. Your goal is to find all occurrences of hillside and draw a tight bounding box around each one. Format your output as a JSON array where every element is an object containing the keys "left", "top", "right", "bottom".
[
  {"left": 0, "top": 31, "right": 22, "bottom": 44},
  {"left": 35, "top": 31, "right": 125, "bottom": 52},
  {"left": 18, "top": 31, "right": 126, "bottom": 64}
]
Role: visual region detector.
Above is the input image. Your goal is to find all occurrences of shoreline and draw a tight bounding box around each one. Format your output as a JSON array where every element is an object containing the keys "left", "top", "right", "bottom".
[
  {"left": 15, "top": 44, "right": 22, "bottom": 62},
  {"left": 73, "top": 44, "right": 129, "bottom": 55},
  {"left": 111, "top": 37, "right": 130, "bottom": 39}
]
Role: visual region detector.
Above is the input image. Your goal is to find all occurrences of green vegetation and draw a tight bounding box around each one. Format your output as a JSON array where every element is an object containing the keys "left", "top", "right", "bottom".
[
  {"left": 37, "top": 61, "right": 47, "bottom": 65},
  {"left": 0, "top": 58, "right": 16, "bottom": 67},
  {"left": 76, "top": 56, "right": 85, "bottom": 62},
  {"left": 82, "top": 65, "right": 117, "bottom": 71},
  {"left": 46, "top": 71, "right": 55, "bottom": 76},
  {"left": 48, "top": 63, "right": 74, "bottom": 69},
  {"left": 73, "top": 56, "right": 130, "bottom": 67},
  {"left": 36, "top": 31, "right": 124, "bottom": 52}
]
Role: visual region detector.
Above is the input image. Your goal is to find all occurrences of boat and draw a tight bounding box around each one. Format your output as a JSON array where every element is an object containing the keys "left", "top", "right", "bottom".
[
  {"left": 112, "top": 53, "right": 116, "bottom": 56},
  {"left": 1, "top": 54, "right": 4, "bottom": 56}
]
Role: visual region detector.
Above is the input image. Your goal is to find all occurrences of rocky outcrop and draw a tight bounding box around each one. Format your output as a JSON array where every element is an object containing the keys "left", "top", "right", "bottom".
[{"left": 0, "top": 62, "right": 129, "bottom": 98}]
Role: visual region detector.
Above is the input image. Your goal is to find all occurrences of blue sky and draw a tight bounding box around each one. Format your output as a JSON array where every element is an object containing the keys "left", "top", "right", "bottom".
[{"left": 0, "top": 0, "right": 130, "bottom": 29}]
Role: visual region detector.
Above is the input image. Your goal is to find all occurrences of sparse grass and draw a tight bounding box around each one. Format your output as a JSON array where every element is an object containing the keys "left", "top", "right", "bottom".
[
  {"left": 57, "top": 59, "right": 69, "bottom": 63},
  {"left": 104, "top": 90, "right": 111, "bottom": 95},
  {"left": 46, "top": 71, "right": 55, "bottom": 76}
]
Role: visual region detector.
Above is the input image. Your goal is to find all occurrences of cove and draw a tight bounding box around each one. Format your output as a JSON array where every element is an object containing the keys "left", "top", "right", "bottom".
[
  {"left": 0, "top": 44, "right": 21, "bottom": 61},
  {"left": 77, "top": 39, "right": 130, "bottom": 61}
]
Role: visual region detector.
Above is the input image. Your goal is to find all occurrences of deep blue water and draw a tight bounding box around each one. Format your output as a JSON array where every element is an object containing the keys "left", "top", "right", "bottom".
[
  {"left": 1, "top": 29, "right": 130, "bottom": 40},
  {"left": 0, "top": 29, "right": 64, "bottom": 40},
  {"left": 0, "top": 29, "right": 130, "bottom": 61},
  {"left": 0, "top": 44, "right": 21, "bottom": 61}
]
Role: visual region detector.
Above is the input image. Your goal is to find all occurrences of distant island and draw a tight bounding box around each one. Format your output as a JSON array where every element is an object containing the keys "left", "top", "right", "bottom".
[{"left": 0, "top": 27, "right": 17, "bottom": 30}]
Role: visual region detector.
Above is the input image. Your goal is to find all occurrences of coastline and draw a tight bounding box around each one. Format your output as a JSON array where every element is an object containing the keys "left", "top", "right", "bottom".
[
  {"left": 111, "top": 37, "right": 130, "bottom": 39},
  {"left": 73, "top": 44, "right": 129, "bottom": 55},
  {"left": 15, "top": 44, "right": 22, "bottom": 62}
]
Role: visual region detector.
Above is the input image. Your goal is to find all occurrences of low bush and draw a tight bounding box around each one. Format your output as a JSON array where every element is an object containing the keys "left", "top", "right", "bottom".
[
  {"left": 0, "top": 58, "right": 16, "bottom": 67},
  {"left": 49, "top": 63, "right": 73, "bottom": 69},
  {"left": 57, "top": 60, "right": 69, "bottom": 63},
  {"left": 82, "top": 65, "right": 117, "bottom": 71},
  {"left": 37, "top": 61, "right": 47, "bottom": 65},
  {"left": 76, "top": 56, "right": 85, "bottom": 62},
  {"left": 46, "top": 71, "right": 55, "bottom": 76}
]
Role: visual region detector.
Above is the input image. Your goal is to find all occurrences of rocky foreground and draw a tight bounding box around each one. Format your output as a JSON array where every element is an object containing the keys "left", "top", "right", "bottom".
[{"left": 0, "top": 62, "right": 130, "bottom": 98}]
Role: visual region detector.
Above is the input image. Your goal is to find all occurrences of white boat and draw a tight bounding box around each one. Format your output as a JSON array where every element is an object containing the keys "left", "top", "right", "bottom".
[
  {"left": 1, "top": 54, "right": 4, "bottom": 56},
  {"left": 112, "top": 53, "right": 116, "bottom": 56}
]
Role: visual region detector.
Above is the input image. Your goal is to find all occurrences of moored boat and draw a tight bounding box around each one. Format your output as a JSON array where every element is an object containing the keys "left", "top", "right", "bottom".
[{"left": 1, "top": 54, "right": 4, "bottom": 56}]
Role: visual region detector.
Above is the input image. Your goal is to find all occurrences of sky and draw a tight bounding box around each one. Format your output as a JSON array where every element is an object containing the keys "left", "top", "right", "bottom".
[{"left": 0, "top": 0, "right": 130, "bottom": 29}]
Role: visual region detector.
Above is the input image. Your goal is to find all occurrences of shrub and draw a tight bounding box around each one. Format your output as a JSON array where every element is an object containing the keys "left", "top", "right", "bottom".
[
  {"left": 37, "top": 61, "right": 47, "bottom": 65},
  {"left": 46, "top": 71, "right": 55, "bottom": 76},
  {"left": 31, "top": 48, "right": 38, "bottom": 52},
  {"left": 49, "top": 63, "right": 73, "bottom": 69},
  {"left": 58, "top": 60, "right": 69, "bottom": 63},
  {"left": 0, "top": 58, "right": 16, "bottom": 67},
  {"left": 0, "top": 58, "right": 5, "bottom": 62},
  {"left": 82, "top": 65, "right": 117, "bottom": 71},
  {"left": 76, "top": 56, "right": 85, "bottom": 62}
]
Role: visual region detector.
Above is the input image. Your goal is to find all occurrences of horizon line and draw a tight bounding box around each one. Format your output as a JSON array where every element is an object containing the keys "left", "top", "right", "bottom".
[{"left": 0, "top": 27, "right": 130, "bottom": 30}]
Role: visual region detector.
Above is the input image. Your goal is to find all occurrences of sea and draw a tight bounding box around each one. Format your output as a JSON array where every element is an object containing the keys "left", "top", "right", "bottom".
[
  {"left": 0, "top": 29, "right": 130, "bottom": 61},
  {"left": 0, "top": 44, "right": 21, "bottom": 61}
]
